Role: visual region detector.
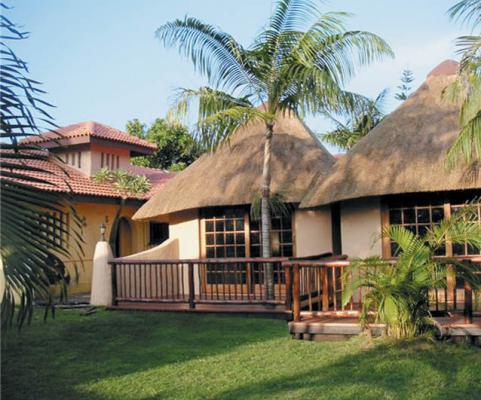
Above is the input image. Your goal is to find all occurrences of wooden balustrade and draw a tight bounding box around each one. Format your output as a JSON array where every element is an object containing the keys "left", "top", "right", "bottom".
[
  {"left": 109, "top": 256, "right": 478, "bottom": 321},
  {"left": 110, "top": 258, "right": 288, "bottom": 309},
  {"left": 282, "top": 259, "right": 352, "bottom": 322}
]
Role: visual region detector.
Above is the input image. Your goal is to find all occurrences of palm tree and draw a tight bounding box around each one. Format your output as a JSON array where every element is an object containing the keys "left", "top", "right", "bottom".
[
  {"left": 157, "top": 0, "right": 393, "bottom": 298},
  {"left": 445, "top": 0, "right": 481, "bottom": 168},
  {"left": 94, "top": 168, "right": 151, "bottom": 256},
  {"left": 342, "top": 205, "right": 481, "bottom": 339},
  {"left": 321, "top": 89, "right": 387, "bottom": 151},
  {"left": 0, "top": 5, "right": 84, "bottom": 328}
]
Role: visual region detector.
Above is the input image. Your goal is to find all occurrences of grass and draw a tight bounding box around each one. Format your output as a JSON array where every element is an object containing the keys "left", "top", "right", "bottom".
[{"left": 2, "top": 309, "right": 481, "bottom": 400}]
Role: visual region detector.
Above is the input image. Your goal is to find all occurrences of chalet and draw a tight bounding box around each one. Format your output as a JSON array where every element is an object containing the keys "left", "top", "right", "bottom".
[{"left": 97, "top": 60, "right": 480, "bottom": 321}]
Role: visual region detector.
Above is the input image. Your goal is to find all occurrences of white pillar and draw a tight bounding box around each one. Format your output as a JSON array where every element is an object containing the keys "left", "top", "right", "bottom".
[{"left": 90, "top": 240, "right": 114, "bottom": 306}]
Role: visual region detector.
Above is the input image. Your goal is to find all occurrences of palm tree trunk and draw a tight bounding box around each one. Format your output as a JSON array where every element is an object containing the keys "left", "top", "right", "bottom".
[{"left": 261, "top": 123, "right": 274, "bottom": 300}]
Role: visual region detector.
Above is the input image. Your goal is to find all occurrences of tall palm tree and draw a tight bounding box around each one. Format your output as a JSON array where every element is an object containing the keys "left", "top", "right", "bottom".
[
  {"left": 157, "top": 0, "right": 393, "bottom": 298},
  {"left": 445, "top": 0, "right": 481, "bottom": 168},
  {"left": 321, "top": 89, "right": 387, "bottom": 151},
  {"left": 0, "top": 5, "right": 83, "bottom": 328}
]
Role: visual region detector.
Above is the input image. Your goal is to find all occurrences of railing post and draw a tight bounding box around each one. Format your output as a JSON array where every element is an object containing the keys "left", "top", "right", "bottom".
[
  {"left": 293, "top": 264, "right": 300, "bottom": 322},
  {"left": 188, "top": 262, "right": 196, "bottom": 309},
  {"left": 464, "top": 279, "right": 473, "bottom": 324},
  {"left": 322, "top": 266, "right": 329, "bottom": 312},
  {"left": 284, "top": 263, "right": 292, "bottom": 309},
  {"left": 111, "top": 263, "right": 118, "bottom": 306}
]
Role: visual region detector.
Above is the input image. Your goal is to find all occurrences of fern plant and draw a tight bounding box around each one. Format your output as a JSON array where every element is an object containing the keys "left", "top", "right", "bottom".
[{"left": 342, "top": 205, "right": 481, "bottom": 339}]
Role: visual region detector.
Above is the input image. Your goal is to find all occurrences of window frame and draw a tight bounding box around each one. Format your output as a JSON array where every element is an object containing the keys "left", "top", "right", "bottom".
[
  {"left": 200, "top": 206, "right": 295, "bottom": 259},
  {"left": 382, "top": 193, "right": 481, "bottom": 259}
]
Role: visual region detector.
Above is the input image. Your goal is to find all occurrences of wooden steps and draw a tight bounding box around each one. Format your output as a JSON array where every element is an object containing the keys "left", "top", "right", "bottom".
[{"left": 289, "top": 312, "right": 481, "bottom": 344}]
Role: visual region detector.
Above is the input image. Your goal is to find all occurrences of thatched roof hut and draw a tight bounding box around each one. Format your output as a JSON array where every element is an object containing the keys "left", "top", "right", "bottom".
[
  {"left": 301, "top": 60, "right": 481, "bottom": 208},
  {"left": 133, "top": 113, "right": 335, "bottom": 220}
]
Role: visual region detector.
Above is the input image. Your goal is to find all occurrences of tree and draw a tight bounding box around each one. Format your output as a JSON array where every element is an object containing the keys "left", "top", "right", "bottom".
[
  {"left": 444, "top": 0, "right": 481, "bottom": 168},
  {"left": 395, "top": 69, "right": 414, "bottom": 101},
  {"left": 157, "top": 0, "right": 393, "bottom": 298},
  {"left": 321, "top": 89, "right": 387, "bottom": 150},
  {"left": 127, "top": 118, "right": 200, "bottom": 171},
  {"left": 126, "top": 118, "right": 146, "bottom": 139},
  {"left": 342, "top": 205, "right": 481, "bottom": 339},
  {"left": 94, "top": 168, "right": 151, "bottom": 255},
  {"left": 0, "top": 4, "right": 83, "bottom": 328}
]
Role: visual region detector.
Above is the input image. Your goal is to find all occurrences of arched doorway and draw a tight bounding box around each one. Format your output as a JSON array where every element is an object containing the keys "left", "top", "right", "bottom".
[{"left": 115, "top": 217, "right": 132, "bottom": 257}]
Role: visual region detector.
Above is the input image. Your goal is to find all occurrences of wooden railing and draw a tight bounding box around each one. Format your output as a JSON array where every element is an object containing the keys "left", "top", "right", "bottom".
[
  {"left": 282, "top": 259, "right": 354, "bottom": 322},
  {"left": 110, "top": 257, "right": 290, "bottom": 309},
  {"left": 110, "top": 255, "right": 479, "bottom": 322},
  {"left": 284, "top": 257, "right": 480, "bottom": 323}
]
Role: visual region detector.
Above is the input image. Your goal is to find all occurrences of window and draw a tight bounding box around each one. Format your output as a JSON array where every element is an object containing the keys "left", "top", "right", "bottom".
[
  {"left": 388, "top": 204, "right": 445, "bottom": 256},
  {"left": 101, "top": 152, "right": 120, "bottom": 170},
  {"left": 203, "top": 208, "right": 246, "bottom": 258},
  {"left": 250, "top": 215, "right": 293, "bottom": 257},
  {"left": 202, "top": 208, "right": 294, "bottom": 258},
  {"left": 386, "top": 193, "right": 481, "bottom": 257},
  {"left": 451, "top": 203, "right": 481, "bottom": 256},
  {"left": 38, "top": 211, "right": 69, "bottom": 247},
  {"left": 201, "top": 208, "right": 294, "bottom": 287},
  {"left": 78, "top": 152, "right": 82, "bottom": 168},
  {"left": 149, "top": 222, "right": 169, "bottom": 245}
]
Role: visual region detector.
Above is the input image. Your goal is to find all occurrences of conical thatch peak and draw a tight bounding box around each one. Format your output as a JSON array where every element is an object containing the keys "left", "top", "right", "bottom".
[
  {"left": 134, "top": 113, "right": 335, "bottom": 220},
  {"left": 301, "top": 60, "right": 480, "bottom": 209},
  {"left": 427, "top": 59, "right": 458, "bottom": 77}
]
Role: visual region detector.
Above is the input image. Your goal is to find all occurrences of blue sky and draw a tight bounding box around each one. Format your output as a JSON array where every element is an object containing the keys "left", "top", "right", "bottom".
[{"left": 12, "top": 0, "right": 468, "bottom": 152}]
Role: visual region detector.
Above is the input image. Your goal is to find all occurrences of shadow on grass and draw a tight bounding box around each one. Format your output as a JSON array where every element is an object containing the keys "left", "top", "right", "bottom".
[
  {"left": 2, "top": 309, "right": 288, "bottom": 400},
  {"left": 210, "top": 338, "right": 481, "bottom": 400}
]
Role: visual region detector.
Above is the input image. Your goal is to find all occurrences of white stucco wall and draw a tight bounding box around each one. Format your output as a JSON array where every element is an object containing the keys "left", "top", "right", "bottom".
[
  {"left": 294, "top": 208, "right": 333, "bottom": 257},
  {"left": 168, "top": 209, "right": 201, "bottom": 259},
  {"left": 340, "top": 198, "right": 383, "bottom": 258}
]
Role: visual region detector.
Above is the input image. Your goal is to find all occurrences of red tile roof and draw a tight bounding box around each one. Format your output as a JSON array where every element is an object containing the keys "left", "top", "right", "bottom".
[
  {"left": 1, "top": 151, "right": 174, "bottom": 200},
  {"left": 21, "top": 121, "right": 157, "bottom": 151}
]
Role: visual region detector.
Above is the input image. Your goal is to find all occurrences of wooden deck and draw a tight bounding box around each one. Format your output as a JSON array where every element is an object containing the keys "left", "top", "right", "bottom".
[
  {"left": 110, "top": 299, "right": 288, "bottom": 316},
  {"left": 108, "top": 256, "right": 480, "bottom": 344},
  {"left": 289, "top": 311, "right": 481, "bottom": 344}
]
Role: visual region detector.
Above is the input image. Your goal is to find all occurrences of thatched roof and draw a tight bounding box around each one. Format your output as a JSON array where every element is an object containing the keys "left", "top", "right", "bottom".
[
  {"left": 301, "top": 60, "right": 481, "bottom": 208},
  {"left": 133, "top": 113, "right": 335, "bottom": 220}
]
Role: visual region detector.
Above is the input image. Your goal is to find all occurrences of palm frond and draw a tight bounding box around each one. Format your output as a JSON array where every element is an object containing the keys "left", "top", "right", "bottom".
[
  {"left": 1, "top": 7, "right": 84, "bottom": 329},
  {"left": 320, "top": 89, "right": 387, "bottom": 150},
  {"left": 444, "top": 74, "right": 481, "bottom": 168},
  {"left": 448, "top": 0, "right": 481, "bottom": 30},
  {"left": 156, "top": 17, "right": 259, "bottom": 95},
  {"left": 171, "top": 87, "right": 266, "bottom": 150}
]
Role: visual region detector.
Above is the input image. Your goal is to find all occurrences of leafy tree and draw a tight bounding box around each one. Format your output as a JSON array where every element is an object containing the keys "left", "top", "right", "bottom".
[
  {"left": 395, "top": 69, "right": 414, "bottom": 101},
  {"left": 321, "top": 89, "right": 387, "bottom": 150},
  {"left": 0, "top": 4, "right": 84, "bottom": 328},
  {"left": 127, "top": 118, "right": 200, "bottom": 171},
  {"left": 444, "top": 0, "right": 481, "bottom": 168},
  {"left": 94, "top": 168, "right": 151, "bottom": 255},
  {"left": 125, "top": 118, "right": 146, "bottom": 139},
  {"left": 157, "top": 0, "right": 393, "bottom": 298},
  {"left": 342, "top": 205, "right": 481, "bottom": 339}
]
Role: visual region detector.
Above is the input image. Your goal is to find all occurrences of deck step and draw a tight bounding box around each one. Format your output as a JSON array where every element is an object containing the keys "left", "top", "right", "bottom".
[{"left": 289, "top": 313, "right": 481, "bottom": 343}]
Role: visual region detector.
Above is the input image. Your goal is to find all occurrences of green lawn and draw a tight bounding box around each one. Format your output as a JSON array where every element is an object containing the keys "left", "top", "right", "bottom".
[{"left": 2, "top": 309, "right": 481, "bottom": 400}]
